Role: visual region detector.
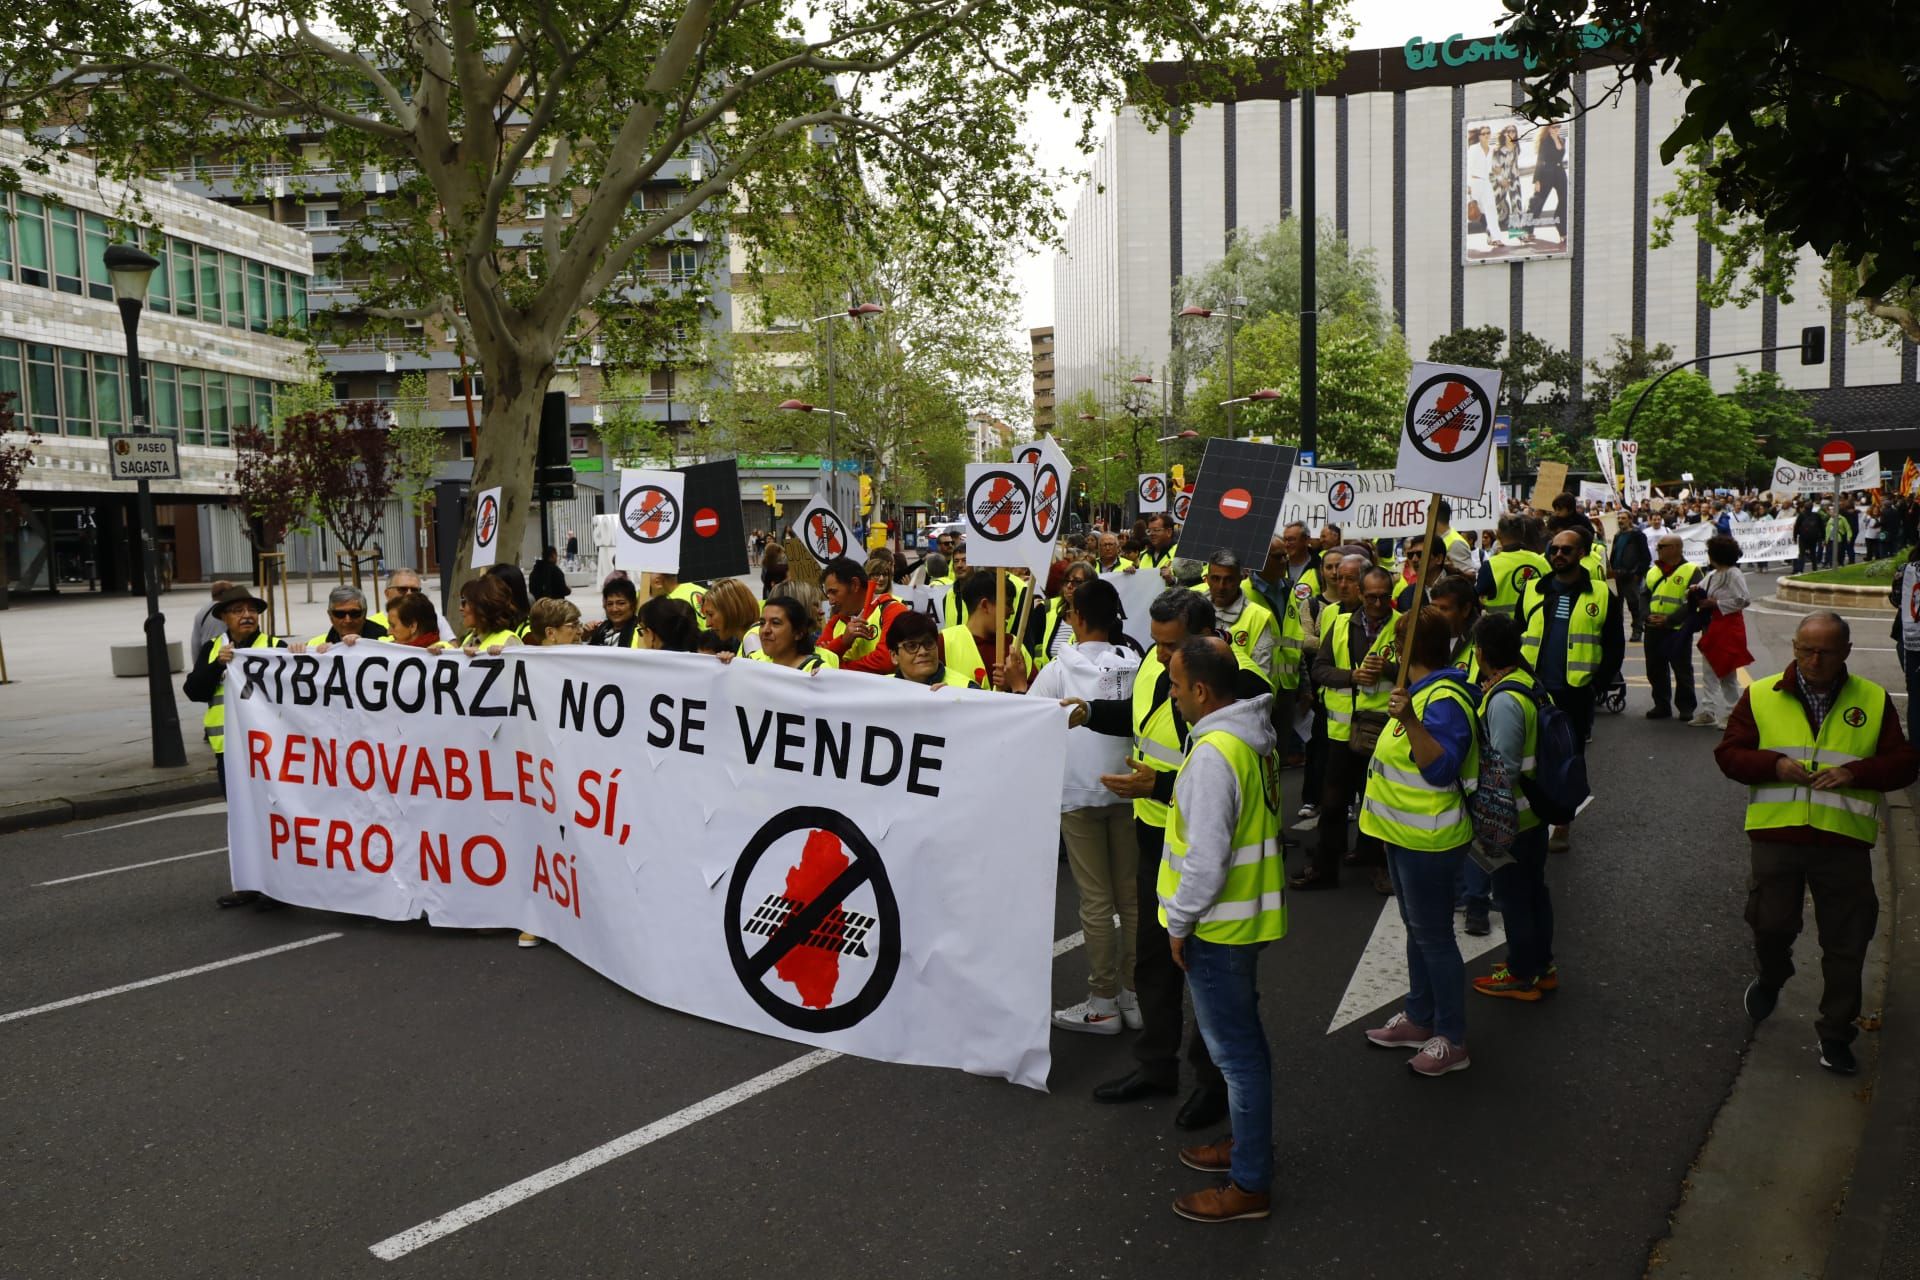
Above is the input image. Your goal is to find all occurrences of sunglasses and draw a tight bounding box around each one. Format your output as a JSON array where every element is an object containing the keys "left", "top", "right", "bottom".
[
  {"left": 332, "top": 608, "right": 366, "bottom": 619},
  {"left": 389, "top": 585, "right": 421, "bottom": 594}
]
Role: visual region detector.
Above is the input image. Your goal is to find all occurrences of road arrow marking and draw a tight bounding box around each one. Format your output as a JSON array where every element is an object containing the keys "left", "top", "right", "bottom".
[{"left": 1326, "top": 898, "right": 1509, "bottom": 1035}]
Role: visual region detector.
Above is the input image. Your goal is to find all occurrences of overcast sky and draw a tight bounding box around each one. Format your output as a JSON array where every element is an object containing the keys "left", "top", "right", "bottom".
[{"left": 1015, "top": 0, "right": 1511, "bottom": 333}]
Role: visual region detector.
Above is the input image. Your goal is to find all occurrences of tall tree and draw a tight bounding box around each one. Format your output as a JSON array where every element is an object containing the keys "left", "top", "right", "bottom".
[
  {"left": 1730, "top": 367, "right": 1819, "bottom": 468},
  {"left": 1508, "top": 0, "right": 1920, "bottom": 342},
  {"left": 1592, "top": 369, "right": 1753, "bottom": 486},
  {"left": 1425, "top": 325, "right": 1576, "bottom": 434},
  {"left": 3, "top": 0, "right": 1299, "bottom": 582},
  {"left": 1188, "top": 311, "right": 1407, "bottom": 466}
]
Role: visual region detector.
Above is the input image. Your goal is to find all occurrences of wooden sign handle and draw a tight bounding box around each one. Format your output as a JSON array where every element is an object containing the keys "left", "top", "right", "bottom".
[{"left": 1393, "top": 495, "right": 1441, "bottom": 693}]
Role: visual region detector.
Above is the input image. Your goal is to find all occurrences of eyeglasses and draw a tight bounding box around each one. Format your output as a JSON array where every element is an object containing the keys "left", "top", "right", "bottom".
[
  {"left": 331, "top": 608, "right": 365, "bottom": 619},
  {"left": 896, "top": 639, "right": 937, "bottom": 656},
  {"left": 389, "top": 585, "right": 421, "bottom": 595},
  {"left": 1792, "top": 644, "right": 1843, "bottom": 658}
]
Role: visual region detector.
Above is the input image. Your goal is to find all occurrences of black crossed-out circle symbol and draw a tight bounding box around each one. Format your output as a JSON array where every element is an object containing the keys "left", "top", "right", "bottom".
[
  {"left": 966, "top": 470, "right": 1031, "bottom": 542},
  {"left": 1015, "top": 445, "right": 1044, "bottom": 468},
  {"left": 1405, "top": 374, "right": 1493, "bottom": 465},
  {"left": 476, "top": 494, "right": 499, "bottom": 547},
  {"left": 1032, "top": 463, "right": 1063, "bottom": 540},
  {"left": 1172, "top": 489, "right": 1191, "bottom": 522},
  {"left": 1329, "top": 480, "right": 1357, "bottom": 513},
  {"left": 1139, "top": 475, "right": 1164, "bottom": 503},
  {"left": 723, "top": 806, "right": 902, "bottom": 1033},
  {"left": 620, "top": 484, "right": 680, "bottom": 544},
  {"left": 805, "top": 507, "right": 850, "bottom": 562}
]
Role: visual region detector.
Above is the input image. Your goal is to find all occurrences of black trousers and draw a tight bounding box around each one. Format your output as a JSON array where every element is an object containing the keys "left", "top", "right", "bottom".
[
  {"left": 1747, "top": 839, "right": 1879, "bottom": 1045},
  {"left": 1645, "top": 630, "right": 1696, "bottom": 715},
  {"left": 1312, "top": 743, "right": 1383, "bottom": 876},
  {"left": 1131, "top": 818, "right": 1222, "bottom": 1091}
]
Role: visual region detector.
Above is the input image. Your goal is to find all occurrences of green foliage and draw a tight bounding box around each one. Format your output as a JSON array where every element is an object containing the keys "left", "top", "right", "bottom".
[
  {"left": 1583, "top": 336, "right": 1675, "bottom": 415},
  {"left": 593, "top": 372, "right": 673, "bottom": 469},
  {"left": 1593, "top": 369, "right": 1753, "bottom": 484},
  {"left": 1728, "top": 367, "right": 1818, "bottom": 467},
  {"left": 387, "top": 373, "right": 442, "bottom": 516},
  {"left": 1187, "top": 311, "right": 1407, "bottom": 466},
  {"left": 1425, "top": 326, "right": 1576, "bottom": 432},
  {"left": 1521, "top": 426, "right": 1575, "bottom": 467}
]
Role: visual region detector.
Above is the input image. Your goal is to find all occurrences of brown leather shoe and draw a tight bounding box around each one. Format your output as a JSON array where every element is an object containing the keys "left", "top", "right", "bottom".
[
  {"left": 1173, "top": 1182, "right": 1271, "bottom": 1222},
  {"left": 1179, "top": 1136, "right": 1233, "bottom": 1172}
]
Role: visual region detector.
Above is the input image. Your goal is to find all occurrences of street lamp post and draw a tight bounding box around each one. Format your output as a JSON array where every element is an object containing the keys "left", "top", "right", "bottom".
[
  {"left": 104, "top": 242, "right": 187, "bottom": 769},
  {"left": 1178, "top": 299, "right": 1249, "bottom": 437},
  {"left": 809, "top": 301, "right": 884, "bottom": 511},
  {"left": 1155, "top": 429, "right": 1201, "bottom": 479},
  {"left": 777, "top": 399, "right": 851, "bottom": 508},
  {"left": 1217, "top": 388, "right": 1283, "bottom": 443}
]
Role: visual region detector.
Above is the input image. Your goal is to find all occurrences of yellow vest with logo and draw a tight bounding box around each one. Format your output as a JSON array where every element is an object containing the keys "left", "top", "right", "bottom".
[
  {"left": 748, "top": 647, "right": 840, "bottom": 671},
  {"left": 1358, "top": 677, "right": 1480, "bottom": 851},
  {"left": 939, "top": 624, "right": 1028, "bottom": 690},
  {"left": 1323, "top": 610, "right": 1396, "bottom": 741},
  {"left": 1127, "top": 648, "right": 1184, "bottom": 828},
  {"left": 1645, "top": 560, "right": 1700, "bottom": 624},
  {"left": 1517, "top": 578, "right": 1607, "bottom": 688},
  {"left": 1485, "top": 549, "right": 1552, "bottom": 616},
  {"left": 202, "top": 633, "right": 282, "bottom": 754},
  {"left": 1157, "top": 728, "right": 1286, "bottom": 944},
  {"left": 1744, "top": 672, "right": 1886, "bottom": 845},
  {"left": 669, "top": 581, "right": 709, "bottom": 627},
  {"left": 1273, "top": 568, "right": 1319, "bottom": 692},
  {"left": 826, "top": 598, "right": 893, "bottom": 664},
  {"left": 1483, "top": 668, "right": 1543, "bottom": 833}
]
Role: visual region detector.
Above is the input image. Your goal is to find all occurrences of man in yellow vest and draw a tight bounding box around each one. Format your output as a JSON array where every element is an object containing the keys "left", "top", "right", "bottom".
[
  {"left": 1714, "top": 611, "right": 1919, "bottom": 1075},
  {"left": 1477, "top": 514, "right": 1552, "bottom": 617},
  {"left": 821, "top": 555, "right": 910, "bottom": 675},
  {"left": 367, "top": 568, "right": 423, "bottom": 631},
  {"left": 1644, "top": 534, "right": 1702, "bottom": 721},
  {"left": 939, "top": 571, "right": 1030, "bottom": 690},
  {"left": 1064, "top": 589, "right": 1268, "bottom": 1127},
  {"left": 1300, "top": 564, "right": 1397, "bottom": 894},
  {"left": 1161, "top": 635, "right": 1282, "bottom": 1223},
  {"left": 182, "top": 584, "right": 286, "bottom": 908},
  {"left": 1518, "top": 528, "right": 1621, "bottom": 851},
  {"left": 1096, "top": 532, "right": 1134, "bottom": 574},
  {"left": 1434, "top": 499, "right": 1475, "bottom": 575},
  {"left": 1136, "top": 512, "right": 1183, "bottom": 582},
  {"left": 1198, "top": 550, "right": 1277, "bottom": 688}
]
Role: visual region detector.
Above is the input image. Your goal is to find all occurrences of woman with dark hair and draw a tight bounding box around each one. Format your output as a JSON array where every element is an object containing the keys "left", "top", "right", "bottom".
[
  {"left": 386, "top": 592, "right": 442, "bottom": 648},
  {"left": 1359, "top": 606, "right": 1481, "bottom": 1077},
  {"left": 442, "top": 574, "right": 522, "bottom": 652},
  {"left": 1693, "top": 533, "right": 1753, "bottom": 728},
  {"left": 750, "top": 596, "right": 839, "bottom": 672},
  {"left": 635, "top": 596, "right": 703, "bottom": 652},
  {"left": 888, "top": 610, "right": 971, "bottom": 688},
  {"left": 1033, "top": 562, "right": 1100, "bottom": 668},
  {"left": 485, "top": 563, "right": 533, "bottom": 634},
  {"left": 587, "top": 578, "right": 641, "bottom": 648}
]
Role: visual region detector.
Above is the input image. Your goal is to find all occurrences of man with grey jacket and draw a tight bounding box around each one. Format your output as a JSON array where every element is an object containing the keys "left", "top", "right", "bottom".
[{"left": 1163, "top": 636, "right": 1284, "bottom": 1224}]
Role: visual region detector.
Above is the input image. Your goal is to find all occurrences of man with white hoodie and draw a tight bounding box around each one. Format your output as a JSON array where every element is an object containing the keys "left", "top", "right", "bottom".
[
  {"left": 1162, "top": 636, "right": 1284, "bottom": 1223},
  {"left": 1028, "top": 578, "right": 1144, "bottom": 1034}
]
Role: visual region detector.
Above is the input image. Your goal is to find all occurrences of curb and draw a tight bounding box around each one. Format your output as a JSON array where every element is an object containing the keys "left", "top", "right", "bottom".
[
  {"left": 1827, "top": 787, "right": 1920, "bottom": 1278},
  {"left": 0, "top": 773, "right": 222, "bottom": 836},
  {"left": 1778, "top": 575, "right": 1895, "bottom": 613}
]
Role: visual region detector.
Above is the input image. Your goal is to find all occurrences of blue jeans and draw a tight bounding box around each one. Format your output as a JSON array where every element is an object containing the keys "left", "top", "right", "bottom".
[
  {"left": 1183, "top": 937, "right": 1274, "bottom": 1194},
  {"left": 1457, "top": 858, "right": 1491, "bottom": 919},
  {"left": 1489, "top": 826, "right": 1554, "bottom": 983},
  {"left": 1387, "top": 844, "right": 1469, "bottom": 1044}
]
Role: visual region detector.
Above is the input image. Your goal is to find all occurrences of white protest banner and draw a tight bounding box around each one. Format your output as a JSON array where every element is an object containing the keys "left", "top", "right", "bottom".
[
  {"left": 1618, "top": 440, "right": 1646, "bottom": 505},
  {"left": 1592, "top": 437, "right": 1620, "bottom": 494},
  {"left": 470, "top": 486, "right": 502, "bottom": 569},
  {"left": 895, "top": 581, "right": 952, "bottom": 629},
  {"left": 1012, "top": 436, "right": 1072, "bottom": 581},
  {"left": 1136, "top": 473, "right": 1168, "bottom": 513},
  {"left": 1279, "top": 468, "right": 1502, "bottom": 540},
  {"left": 1678, "top": 516, "right": 1796, "bottom": 567},
  {"left": 615, "top": 468, "right": 685, "bottom": 574},
  {"left": 225, "top": 648, "right": 1066, "bottom": 1088},
  {"left": 1772, "top": 453, "right": 1882, "bottom": 495},
  {"left": 791, "top": 497, "right": 855, "bottom": 566},
  {"left": 1578, "top": 480, "right": 1614, "bottom": 503},
  {"left": 1396, "top": 362, "right": 1503, "bottom": 498},
  {"left": 963, "top": 462, "right": 1041, "bottom": 572},
  {"left": 1102, "top": 568, "right": 1164, "bottom": 653}
]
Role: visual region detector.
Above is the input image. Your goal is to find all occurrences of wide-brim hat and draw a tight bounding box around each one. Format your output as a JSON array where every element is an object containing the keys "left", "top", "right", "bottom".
[{"left": 212, "top": 585, "right": 270, "bottom": 616}]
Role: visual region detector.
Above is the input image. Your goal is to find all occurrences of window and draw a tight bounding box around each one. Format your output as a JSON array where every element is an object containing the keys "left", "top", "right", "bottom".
[
  {"left": 83, "top": 214, "right": 113, "bottom": 301},
  {"left": 152, "top": 363, "right": 179, "bottom": 437},
  {"left": 269, "top": 267, "right": 289, "bottom": 324},
  {"left": 246, "top": 261, "right": 268, "bottom": 332},
  {"left": 254, "top": 380, "right": 273, "bottom": 429},
  {"left": 375, "top": 378, "right": 397, "bottom": 400},
  {"left": 0, "top": 197, "right": 12, "bottom": 283},
  {"left": 207, "top": 374, "right": 228, "bottom": 446},
  {"left": 170, "top": 238, "right": 197, "bottom": 318},
  {"left": 15, "top": 196, "right": 49, "bottom": 288},
  {"left": 0, "top": 339, "right": 20, "bottom": 405},
  {"left": 331, "top": 376, "right": 353, "bottom": 400},
  {"left": 305, "top": 204, "right": 340, "bottom": 229},
  {"left": 198, "top": 247, "right": 222, "bottom": 325},
  {"left": 292, "top": 276, "right": 307, "bottom": 325},
  {"left": 60, "top": 349, "right": 91, "bottom": 434},
  {"left": 179, "top": 369, "right": 205, "bottom": 445},
  {"left": 450, "top": 371, "right": 484, "bottom": 400},
  {"left": 49, "top": 205, "right": 82, "bottom": 295},
  {"left": 229, "top": 375, "right": 254, "bottom": 433},
  {"left": 147, "top": 236, "right": 170, "bottom": 313},
  {"left": 668, "top": 245, "right": 699, "bottom": 281},
  {"left": 93, "top": 353, "right": 123, "bottom": 431},
  {"left": 223, "top": 252, "right": 245, "bottom": 329},
  {"left": 26, "top": 344, "right": 58, "bottom": 434}
]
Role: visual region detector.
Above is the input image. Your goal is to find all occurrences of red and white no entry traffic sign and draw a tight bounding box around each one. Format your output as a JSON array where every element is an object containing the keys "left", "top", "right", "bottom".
[{"left": 1819, "top": 440, "right": 1856, "bottom": 476}]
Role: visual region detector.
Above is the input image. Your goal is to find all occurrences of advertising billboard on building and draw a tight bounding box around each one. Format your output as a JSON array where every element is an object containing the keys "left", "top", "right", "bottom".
[{"left": 1463, "top": 116, "right": 1572, "bottom": 265}]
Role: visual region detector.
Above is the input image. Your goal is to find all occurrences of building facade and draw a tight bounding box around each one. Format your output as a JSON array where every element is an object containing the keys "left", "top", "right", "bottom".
[
  {"left": 1030, "top": 326, "right": 1055, "bottom": 434},
  {"left": 1053, "top": 39, "right": 1920, "bottom": 455},
  {"left": 1, "top": 132, "right": 312, "bottom": 594}
]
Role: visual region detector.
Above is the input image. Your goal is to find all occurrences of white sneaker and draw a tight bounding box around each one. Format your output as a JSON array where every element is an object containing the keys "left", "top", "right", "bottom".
[
  {"left": 1117, "top": 989, "right": 1143, "bottom": 1031},
  {"left": 1296, "top": 802, "right": 1319, "bottom": 820},
  {"left": 517, "top": 932, "right": 542, "bottom": 948},
  {"left": 1053, "top": 996, "right": 1123, "bottom": 1035},
  {"left": 1689, "top": 712, "right": 1718, "bottom": 728}
]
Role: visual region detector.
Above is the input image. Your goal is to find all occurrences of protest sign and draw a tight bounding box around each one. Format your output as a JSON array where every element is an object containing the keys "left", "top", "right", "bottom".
[
  {"left": 1530, "top": 461, "right": 1569, "bottom": 511},
  {"left": 963, "top": 462, "right": 1041, "bottom": 572},
  {"left": 1395, "top": 363, "right": 1503, "bottom": 498},
  {"left": 1593, "top": 438, "right": 1620, "bottom": 494},
  {"left": 1102, "top": 568, "right": 1164, "bottom": 653},
  {"left": 1578, "top": 480, "right": 1614, "bottom": 503},
  {"left": 1772, "top": 453, "right": 1882, "bottom": 495},
  {"left": 1179, "top": 440, "right": 1297, "bottom": 568},
  {"left": 1618, "top": 440, "right": 1646, "bottom": 504},
  {"left": 676, "top": 459, "right": 749, "bottom": 581},
  {"left": 1136, "top": 473, "right": 1168, "bottom": 513},
  {"left": 615, "top": 469, "right": 684, "bottom": 574},
  {"left": 1012, "top": 436, "right": 1071, "bottom": 581},
  {"left": 1279, "top": 467, "right": 1502, "bottom": 540},
  {"left": 1677, "top": 516, "right": 1796, "bottom": 567},
  {"left": 225, "top": 648, "right": 1066, "bottom": 1088},
  {"left": 792, "top": 498, "right": 855, "bottom": 566},
  {"left": 895, "top": 581, "right": 952, "bottom": 629},
  {"left": 470, "top": 486, "right": 502, "bottom": 569}
]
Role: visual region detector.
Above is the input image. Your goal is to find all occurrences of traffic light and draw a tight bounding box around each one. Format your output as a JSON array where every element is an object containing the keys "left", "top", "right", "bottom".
[
  {"left": 859, "top": 473, "right": 873, "bottom": 515},
  {"left": 1801, "top": 325, "right": 1826, "bottom": 366},
  {"left": 761, "top": 483, "right": 777, "bottom": 506},
  {"left": 1171, "top": 464, "right": 1185, "bottom": 488}
]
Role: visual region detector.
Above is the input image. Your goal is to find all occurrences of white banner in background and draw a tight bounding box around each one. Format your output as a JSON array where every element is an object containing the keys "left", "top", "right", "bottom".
[
  {"left": 225, "top": 648, "right": 1066, "bottom": 1088},
  {"left": 1618, "top": 441, "right": 1646, "bottom": 505},
  {"left": 1772, "top": 453, "right": 1883, "bottom": 496},
  {"left": 1280, "top": 467, "right": 1503, "bottom": 540},
  {"left": 1592, "top": 438, "right": 1620, "bottom": 494},
  {"left": 1578, "top": 480, "right": 1615, "bottom": 503},
  {"left": 1102, "top": 568, "right": 1166, "bottom": 654},
  {"left": 1677, "top": 516, "right": 1796, "bottom": 567}
]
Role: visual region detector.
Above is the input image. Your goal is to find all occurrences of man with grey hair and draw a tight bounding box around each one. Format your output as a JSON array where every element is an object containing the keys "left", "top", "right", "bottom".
[
  {"left": 309, "top": 586, "right": 387, "bottom": 645},
  {"left": 1201, "top": 549, "right": 1278, "bottom": 687},
  {"left": 371, "top": 568, "right": 423, "bottom": 630}
]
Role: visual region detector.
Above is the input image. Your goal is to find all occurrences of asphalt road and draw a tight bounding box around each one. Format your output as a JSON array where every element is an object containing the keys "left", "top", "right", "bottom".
[{"left": 0, "top": 568, "right": 1892, "bottom": 1279}]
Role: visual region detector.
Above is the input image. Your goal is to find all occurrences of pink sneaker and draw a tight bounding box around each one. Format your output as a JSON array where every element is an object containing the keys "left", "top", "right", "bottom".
[
  {"left": 1365, "top": 1012, "right": 1432, "bottom": 1049},
  {"left": 1409, "top": 1036, "right": 1471, "bottom": 1077}
]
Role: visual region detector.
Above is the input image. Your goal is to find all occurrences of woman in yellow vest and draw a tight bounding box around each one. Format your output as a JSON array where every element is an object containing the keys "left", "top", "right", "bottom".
[
  {"left": 1033, "top": 562, "right": 1098, "bottom": 670},
  {"left": 513, "top": 597, "right": 585, "bottom": 950},
  {"left": 747, "top": 596, "right": 839, "bottom": 672},
  {"left": 183, "top": 585, "right": 286, "bottom": 908},
  {"left": 440, "top": 574, "right": 523, "bottom": 653},
  {"left": 1360, "top": 606, "right": 1481, "bottom": 1077},
  {"left": 701, "top": 578, "right": 763, "bottom": 656},
  {"left": 888, "top": 610, "right": 973, "bottom": 688}
]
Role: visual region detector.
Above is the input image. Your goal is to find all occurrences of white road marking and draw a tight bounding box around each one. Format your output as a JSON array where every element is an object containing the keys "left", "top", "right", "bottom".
[
  {"left": 369, "top": 927, "right": 1091, "bottom": 1261},
  {"left": 0, "top": 933, "right": 343, "bottom": 1025},
  {"left": 36, "top": 847, "right": 228, "bottom": 887},
  {"left": 1327, "top": 899, "right": 1508, "bottom": 1034},
  {"left": 65, "top": 801, "right": 227, "bottom": 837}
]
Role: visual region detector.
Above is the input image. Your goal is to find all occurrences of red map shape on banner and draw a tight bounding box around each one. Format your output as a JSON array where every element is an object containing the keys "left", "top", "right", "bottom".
[
  {"left": 635, "top": 494, "right": 668, "bottom": 537},
  {"left": 981, "top": 478, "right": 1016, "bottom": 533},
  {"left": 773, "top": 829, "right": 849, "bottom": 1009},
  {"left": 1425, "top": 382, "right": 1473, "bottom": 454},
  {"left": 809, "top": 513, "right": 844, "bottom": 556}
]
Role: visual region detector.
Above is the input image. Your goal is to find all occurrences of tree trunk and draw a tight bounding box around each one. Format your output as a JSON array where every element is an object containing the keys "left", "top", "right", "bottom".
[{"left": 455, "top": 354, "right": 555, "bottom": 591}]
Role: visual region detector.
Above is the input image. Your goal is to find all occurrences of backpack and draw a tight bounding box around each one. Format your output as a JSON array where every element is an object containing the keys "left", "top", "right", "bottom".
[{"left": 1489, "top": 678, "right": 1591, "bottom": 824}]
